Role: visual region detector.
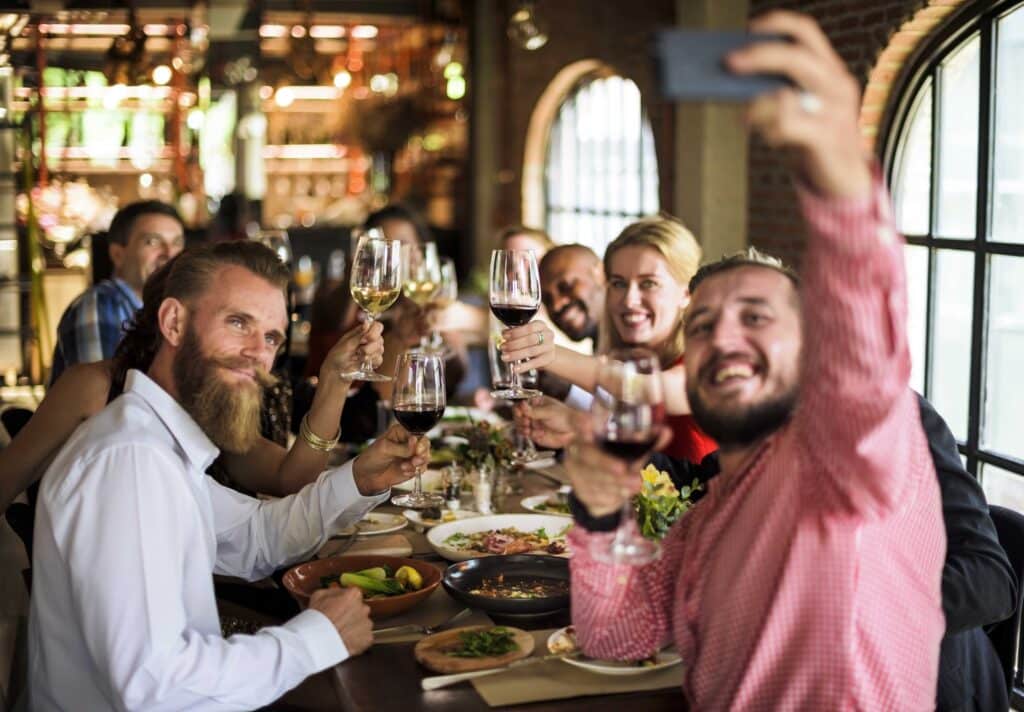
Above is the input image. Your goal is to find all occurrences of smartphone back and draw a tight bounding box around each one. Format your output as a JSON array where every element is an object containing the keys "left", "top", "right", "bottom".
[{"left": 655, "top": 30, "right": 791, "bottom": 101}]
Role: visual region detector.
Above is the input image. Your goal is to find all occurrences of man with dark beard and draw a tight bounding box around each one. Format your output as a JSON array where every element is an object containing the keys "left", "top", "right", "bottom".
[
  {"left": 28, "top": 241, "right": 429, "bottom": 711},
  {"left": 539, "top": 244, "right": 604, "bottom": 346},
  {"left": 560, "top": 12, "right": 947, "bottom": 710}
]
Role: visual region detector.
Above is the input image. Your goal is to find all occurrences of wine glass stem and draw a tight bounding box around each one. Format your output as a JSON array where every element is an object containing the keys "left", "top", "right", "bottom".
[
  {"left": 510, "top": 360, "right": 521, "bottom": 391},
  {"left": 361, "top": 313, "right": 376, "bottom": 372},
  {"left": 614, "top": 495, "right": 639, "bottom": 547},
  {"left": 412, "top": 471, "right": 424, "bottom": 495}
]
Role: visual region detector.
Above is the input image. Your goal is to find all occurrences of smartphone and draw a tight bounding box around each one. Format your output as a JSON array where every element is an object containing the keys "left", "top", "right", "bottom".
[{"left": 654, "top": 29, "right": 792, "bottom": 101}]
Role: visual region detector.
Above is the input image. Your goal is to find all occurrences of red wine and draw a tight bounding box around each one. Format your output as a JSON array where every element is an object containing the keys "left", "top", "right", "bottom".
[
  {"left": 393, "top": 404, "right": 445, "bottom": 435},
  {"left": 599, "top": 437, "right": 656, "bottom": 462},
  {"left": 490, "top": 303, "right": 538, "bottom": 327}
]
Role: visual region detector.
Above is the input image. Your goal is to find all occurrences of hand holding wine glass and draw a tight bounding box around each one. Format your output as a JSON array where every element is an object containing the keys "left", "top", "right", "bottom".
[
  {"left": 390, "top": 351, "right": 446, "bottom": 509},
  {"left": 344, "top": 229, "right": 402, "bottom": 382},
  {"left": 589, "top": 348, "right": 665, "bottom": 566},
  {"left": 489, "top": 249, "right": 543, "bottom": 400}
]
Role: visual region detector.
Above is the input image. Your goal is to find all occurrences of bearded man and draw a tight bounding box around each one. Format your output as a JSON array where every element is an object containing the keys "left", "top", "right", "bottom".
[
  {"left": 28, "top": 241, "right": 428, "bottom": 711},
  {"left": 562, "top": 12, "right": 947, "bottom": 711}
]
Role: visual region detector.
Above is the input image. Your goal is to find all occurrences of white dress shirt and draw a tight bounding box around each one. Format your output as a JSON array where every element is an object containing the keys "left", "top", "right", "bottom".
[{"left": 28, "top": 369, "right": 388, "bottom": 711}]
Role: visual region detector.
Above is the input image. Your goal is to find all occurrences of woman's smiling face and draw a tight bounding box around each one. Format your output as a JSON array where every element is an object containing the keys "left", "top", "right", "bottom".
[{"left": 606, "top": 245, "right": 689, "bottom": 350}]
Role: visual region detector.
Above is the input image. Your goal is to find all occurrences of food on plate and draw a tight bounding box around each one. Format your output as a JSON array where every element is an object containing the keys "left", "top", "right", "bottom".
[
  {"left": 468, "top": 574, "right": 569, "bottom": 599},
  {"left": 548, "top": 626, "right": 659, "bottom": 666},
  {"left": 532, "top": 498, "right": 570, "bottom": 515},
  {"left": 319, "top": 565, "right": 423, "bottom": 598},
  {"left": 443, "top": 525, "right": 570, "bottom": 556},
  {"left": 419, "top": 506, "right": 458, "bottom": 523},
  {"left": 445, "top": 626, "right": 520, "bottom": 658}
]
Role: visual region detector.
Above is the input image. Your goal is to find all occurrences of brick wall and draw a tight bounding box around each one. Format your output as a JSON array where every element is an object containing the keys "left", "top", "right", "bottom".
[
  {"left": 490, "top": 0, "right": 676, "bottom": 233},
  {"left": 746, "top": 0, "right": 964, "bottom": 269}
]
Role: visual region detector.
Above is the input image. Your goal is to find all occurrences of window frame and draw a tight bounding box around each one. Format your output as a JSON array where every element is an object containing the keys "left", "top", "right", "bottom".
[{"left": 542, "top": 71, "right": 659, "bottom": 253}]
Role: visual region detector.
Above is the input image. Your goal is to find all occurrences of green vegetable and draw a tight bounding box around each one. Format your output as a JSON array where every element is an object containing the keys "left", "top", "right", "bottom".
[
  {"left": 444, "top": 532, "right": 470, "bottom": 545},
  {"left": 446, "top": 627, "right": 519, "bottom": 658},
  {"left": 355, "top": 566, "right": 389, "bottom": 580},
  {"left": 340, "top": 572, "right": 405, "bottom": 596}
]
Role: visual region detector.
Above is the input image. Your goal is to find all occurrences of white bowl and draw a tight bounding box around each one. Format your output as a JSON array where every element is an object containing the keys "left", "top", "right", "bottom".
[{"left": 427, "top": 513, "right": 573, "bottom": 561}]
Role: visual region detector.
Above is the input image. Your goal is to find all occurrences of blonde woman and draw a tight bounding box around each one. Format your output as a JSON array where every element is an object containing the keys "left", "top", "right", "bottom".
[{"left": 500, "top": 215, "right": 716, "bottom": 464}]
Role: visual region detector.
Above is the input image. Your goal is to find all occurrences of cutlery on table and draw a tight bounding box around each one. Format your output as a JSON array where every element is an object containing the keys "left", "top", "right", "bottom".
[
  {"left": 373, "top": 608, "right": 472, "bottom": 638},
  {"left": 420, "top": 652, "right": 580, "bottom": 690}
]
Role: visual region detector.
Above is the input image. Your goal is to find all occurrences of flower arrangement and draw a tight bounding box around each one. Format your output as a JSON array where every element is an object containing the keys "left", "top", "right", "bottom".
[{"left": 634, "top": 464, "right": 703, "bottom": 540}]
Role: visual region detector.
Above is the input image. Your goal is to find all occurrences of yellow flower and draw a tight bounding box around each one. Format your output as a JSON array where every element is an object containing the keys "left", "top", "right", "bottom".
[{"left": 641, "top": 464, "right": 663, "bottom": 486}]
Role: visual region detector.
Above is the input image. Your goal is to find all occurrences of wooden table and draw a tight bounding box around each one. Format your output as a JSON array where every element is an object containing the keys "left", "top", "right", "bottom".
[{"left": 268, "top": 467, "right": 685, "bottom": 710}]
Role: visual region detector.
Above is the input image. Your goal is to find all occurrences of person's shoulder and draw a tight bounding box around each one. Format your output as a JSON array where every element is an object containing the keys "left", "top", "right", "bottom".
[{"left": 49, "top": 360, "right": 113, "bottom": 405}]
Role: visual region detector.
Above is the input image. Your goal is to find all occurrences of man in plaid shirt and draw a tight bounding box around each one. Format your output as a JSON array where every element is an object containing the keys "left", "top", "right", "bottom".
[
  {"left": 50, "top": 201, "right": 185, "bottom": 384},
  {"left": 565, "top": 12, "right": 946, "bottom": 710}
]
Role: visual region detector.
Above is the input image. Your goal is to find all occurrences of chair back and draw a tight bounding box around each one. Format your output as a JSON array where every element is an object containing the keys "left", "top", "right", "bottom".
[{"left": 987, "top": 505, "right": 1024, "bottom": 694}]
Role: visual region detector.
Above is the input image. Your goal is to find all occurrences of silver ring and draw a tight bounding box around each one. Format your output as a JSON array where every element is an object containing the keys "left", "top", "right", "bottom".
[
  {"left": 798, "top": 91, "right": 823, "bottom": 115},
  {"left": 537, "top": 332, "right": 545, "bottom": 346}
]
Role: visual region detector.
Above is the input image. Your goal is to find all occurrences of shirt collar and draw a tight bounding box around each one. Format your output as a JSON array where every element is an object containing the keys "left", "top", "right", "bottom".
[
  {"left": 124, "top": 369, "right": 220, "bottom": 473},
  {"left": 111, "top": 277, "right": 143, "bottom": 309}
]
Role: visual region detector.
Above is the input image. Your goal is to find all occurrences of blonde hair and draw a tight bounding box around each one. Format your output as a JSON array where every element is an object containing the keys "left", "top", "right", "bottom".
[
  {"left": 496, "top": 225, "right": 555, "bottom": 253},
  {"left": 601, "top": 215, "right": 702, "bottom": 366}
]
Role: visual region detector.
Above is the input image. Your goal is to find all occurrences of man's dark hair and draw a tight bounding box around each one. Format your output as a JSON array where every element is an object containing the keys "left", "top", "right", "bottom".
[
  {"left": 364, "top": 203, "right": 431, "bottom": 244},
  {"left": 539, "top": 243, "right": 599, "bottom": 274},
  {"left": 688, "top": 247, "right": 800, "bottom": 295},
  {"left": 106, "top": 200, "right": 184, "bottom": 246}
]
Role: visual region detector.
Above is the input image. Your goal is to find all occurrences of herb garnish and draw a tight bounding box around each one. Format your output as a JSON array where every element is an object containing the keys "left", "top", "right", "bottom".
[{"left": 446, "top": 627, "right": 519, "bottom": 658}]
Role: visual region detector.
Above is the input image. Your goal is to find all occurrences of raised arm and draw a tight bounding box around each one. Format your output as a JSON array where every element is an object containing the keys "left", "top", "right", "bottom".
[
  {"left": 732, "top": 11, "right": 924, "bottom": 517},
  {"left": 220, "top": 321, "right": 384, "bottom": 496},
  {"left": 0, "top": 360, "right": 111, "bottom": 511}
]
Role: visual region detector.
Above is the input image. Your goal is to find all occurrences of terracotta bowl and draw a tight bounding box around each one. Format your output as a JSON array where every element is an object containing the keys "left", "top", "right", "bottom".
[{"left": 282, "top": 555, "right": 441, "bottom": 619}]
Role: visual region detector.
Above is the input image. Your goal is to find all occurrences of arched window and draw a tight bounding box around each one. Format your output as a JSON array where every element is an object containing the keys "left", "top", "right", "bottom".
[
  {"left": 544, "top": 74, "right": 658, "bottom": 255},
  {"left": 885, "top": 0, "right": 1024, "bottom": 509}
]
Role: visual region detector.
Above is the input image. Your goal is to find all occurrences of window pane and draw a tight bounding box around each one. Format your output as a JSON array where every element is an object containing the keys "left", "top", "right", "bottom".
[
  {"left": 929, "top": 249, "right": 974, "bottom": 439},
  {"left": 993, "top": 6, "right": 1024, "bottom": 243},
  {"left": 936, "top": 35, "right": 980, "bottom": 238},
  {"left": 905, "top": 245, "right": 929, "bottom": 394},
  {"left": 892, "top": 82, "right": 932, "bottom": 236},
  {"left": 983, "top": 255, "right": 1024, "bottom": 459},
  {"left": 982, "top": 463, "right": 1024, "bottom": 513}
]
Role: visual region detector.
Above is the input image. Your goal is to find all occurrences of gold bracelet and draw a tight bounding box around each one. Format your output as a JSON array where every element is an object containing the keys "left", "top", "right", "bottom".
[{"left": 300, "top": 413, "right": 340, "bottom": 453}]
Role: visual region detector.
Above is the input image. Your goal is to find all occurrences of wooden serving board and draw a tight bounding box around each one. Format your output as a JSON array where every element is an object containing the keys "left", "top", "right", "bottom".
[{"left": 413, "top": 625, "right": 534, "bottom": 674}]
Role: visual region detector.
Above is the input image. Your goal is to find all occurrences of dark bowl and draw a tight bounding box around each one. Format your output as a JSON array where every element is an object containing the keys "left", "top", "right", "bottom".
[{"left": 442, "top": 555, "right": 570, "bottom": 615}]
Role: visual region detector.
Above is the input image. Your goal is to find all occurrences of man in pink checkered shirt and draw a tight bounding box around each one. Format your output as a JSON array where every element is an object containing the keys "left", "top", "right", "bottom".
[{"left": 565, "top": 11, "right": 946, "bottom": 710}]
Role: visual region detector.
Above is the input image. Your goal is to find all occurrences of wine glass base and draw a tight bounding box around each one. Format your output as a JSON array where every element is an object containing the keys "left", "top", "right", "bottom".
[
  {"left": 391, "top": 491, "right": 444, "bottom": 509},
  {"left": 490, "top": 387, "right": 543, "bottom": 401},
  {"left": 340, "top": 369, "right": 393, "bottom": 382},
  {"left": 590, "top": 537, "right": 661, "bottom": 566},
  {"left": 511, "top": 449, "right": 557, "bottom": 466}
]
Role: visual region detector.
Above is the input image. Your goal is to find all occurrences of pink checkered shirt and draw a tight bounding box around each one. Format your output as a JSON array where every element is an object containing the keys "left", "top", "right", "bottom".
[{"left": 569, "top": 178, "right": 946, "bottom": 710}]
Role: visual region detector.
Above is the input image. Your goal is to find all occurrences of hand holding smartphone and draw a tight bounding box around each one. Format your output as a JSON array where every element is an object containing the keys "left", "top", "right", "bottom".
[{"left": 654, "top": 30, "right": 791, "bottom": 101}]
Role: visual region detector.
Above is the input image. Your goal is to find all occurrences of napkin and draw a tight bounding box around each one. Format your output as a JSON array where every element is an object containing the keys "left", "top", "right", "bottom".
[
  {"left": 316, "top": 533, "right": 413, "bottom": 559},
  {"left": 471, "top": 629, "right": 683, "bottom": 707}
]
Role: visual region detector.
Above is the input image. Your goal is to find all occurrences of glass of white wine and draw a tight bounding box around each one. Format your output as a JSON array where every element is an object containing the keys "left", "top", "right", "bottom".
[
  {"left": 343, "top": 229, "right": 402, "bottom": 382},
  {"left": 427, "top": 256, "right": 458, "bottom": 355},
  {"left": 402, "top": 242, "right": 442, "bottom": 350}
]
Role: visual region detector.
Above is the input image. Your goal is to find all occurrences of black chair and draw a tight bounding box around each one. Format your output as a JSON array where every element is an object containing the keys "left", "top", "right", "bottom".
[
  {"left": 2, "top": 407, "right": 37, "bottom": 592},
  {"left": 986, "top": 505, "right": 1024, "bottom": 695}
]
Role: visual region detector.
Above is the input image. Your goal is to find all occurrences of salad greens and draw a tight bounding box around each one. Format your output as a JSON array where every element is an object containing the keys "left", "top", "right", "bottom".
[{"left": 446, "top": 627, "right": 520, "bottom": 658}]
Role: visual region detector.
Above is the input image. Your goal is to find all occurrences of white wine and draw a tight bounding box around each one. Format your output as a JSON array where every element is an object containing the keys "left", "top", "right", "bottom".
[
  {"left": 352, "top": 285, "right": 401, "bottom": 315},
  {"left": 403, "top": 280, "right": 438, "bottom": 307}
]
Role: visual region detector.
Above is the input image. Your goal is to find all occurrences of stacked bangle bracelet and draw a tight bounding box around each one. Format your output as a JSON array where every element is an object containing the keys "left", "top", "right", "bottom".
[{"left": 299, "top": 414, "right": 340, "bottom": 452}]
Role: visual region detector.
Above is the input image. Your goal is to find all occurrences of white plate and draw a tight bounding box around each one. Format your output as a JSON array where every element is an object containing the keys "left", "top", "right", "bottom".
[
  {"left": 392, "top": 469, "right": 445, "bottom": 493},
  {"left": 427, "top": 513, "right": 573, "bottom": 561},
  {"left": 337, "top": 512, "right": 408, "bottom": 537},
  {"left": 547, "top": 626, "right": 683, "bottom": 676},
  {"left": 403, "top": 508, "right": 483, "bottom": 529},
  {"left": 522, "top": 454, "right": 558, "bottom": 470},
  {"left": 520, "top": 493, "right": 572, "bottom": 517}
]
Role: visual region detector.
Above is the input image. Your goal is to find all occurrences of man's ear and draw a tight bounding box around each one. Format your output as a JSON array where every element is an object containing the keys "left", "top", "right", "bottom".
[
  {"left": 108, "top": 241, "right": 126, "bottom": 271},
  {"left": 157, "top": 297, "right": 188, "bottom": 347}
]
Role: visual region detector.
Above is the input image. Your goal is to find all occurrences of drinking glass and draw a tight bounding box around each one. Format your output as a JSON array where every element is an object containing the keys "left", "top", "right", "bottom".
[
  {"left": 427, "top": 257, "right": 458, "bottom": 355},
  {"left": 254, "top": 229, "right": 292, "bottom": 266},
  {"left": 487, "top": 331, "right": 553, "bottom": 465},
  {"left": 489, "top": 249, "right": 542, "bottom": 400},
  {"left": 343, "top": 229, "right": 402, "bottom": 381},
  {"left": 402, "top": 242, "right": 442, "bottom": 351},
  {"left": 589, "top": 348, "right": 664, "bottom": 566},
  {"left": 390, "top": 351, "right": 446, "bottom": 509}
]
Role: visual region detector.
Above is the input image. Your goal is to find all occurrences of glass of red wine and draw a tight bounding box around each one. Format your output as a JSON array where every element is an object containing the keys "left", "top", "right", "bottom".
[
  {"left": 590, "top": 348, "right": 664, "bottom": 566},
  {"left": 390, "top": 351, "right": 446, "bottom": 509},
  {"left": 489, "top": 248, "right": 542, "bottom": 400}
]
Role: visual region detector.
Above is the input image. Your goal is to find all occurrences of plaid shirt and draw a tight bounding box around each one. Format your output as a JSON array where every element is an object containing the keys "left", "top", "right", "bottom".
[
  {"left": 50, "top": 278, "right": 141, "bottom": 384},
  {"left": 569, "top": 178, "right": 946, "bottom": 710}
]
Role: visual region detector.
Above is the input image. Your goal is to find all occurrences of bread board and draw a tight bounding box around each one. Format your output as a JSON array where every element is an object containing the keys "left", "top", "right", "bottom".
[{"left": 413, "top": 625, "right": 534, "bottom": 674}]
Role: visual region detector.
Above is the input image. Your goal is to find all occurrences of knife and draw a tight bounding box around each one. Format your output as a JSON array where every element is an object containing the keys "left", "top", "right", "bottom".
[{"left": 420, "top": 652, "right": 580, "bottom": 691}]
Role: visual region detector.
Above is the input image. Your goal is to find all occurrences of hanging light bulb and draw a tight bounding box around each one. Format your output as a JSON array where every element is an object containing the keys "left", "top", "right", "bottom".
[{"left": 508, "top": 1, "right": 548, "bottom": 51}]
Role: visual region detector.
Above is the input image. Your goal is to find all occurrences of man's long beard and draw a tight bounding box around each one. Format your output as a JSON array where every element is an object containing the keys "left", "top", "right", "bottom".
[
  {"left": 172, "top": 326, "right": 277, "bottom": 454},
  {"left": 686, "top": 381, "right": 798, "bottom": 451}
]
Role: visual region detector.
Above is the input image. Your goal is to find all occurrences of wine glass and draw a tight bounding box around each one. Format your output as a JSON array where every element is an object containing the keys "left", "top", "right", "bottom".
[
  {"left": 489, "top": 249, "right": 542, "bottom": 400},
  {"left": 590, "top": 348, "right": 664, "bottom": 566},
  {"left": 401, "top": 242, "right": 442, "bottom": 351},
  {"left": 254, "top": 229, "right": 292, "bottom": 266},
  {"left": 342, "top": 229, "right": 402, "bottom": 381},
  {"left": 390, "top": 351, "right": 447, "bottom": 509},
  {"left": 427, "top": 257, "right": 458, "bottom": 354},
  {"left": 486, "top": 331, "right": 553, "bottom": 466}
]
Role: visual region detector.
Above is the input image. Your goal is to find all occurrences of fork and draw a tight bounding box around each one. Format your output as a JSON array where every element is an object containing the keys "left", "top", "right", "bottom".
[{"left": 373, "top": 608, "right": 472, "bottom": 637}]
